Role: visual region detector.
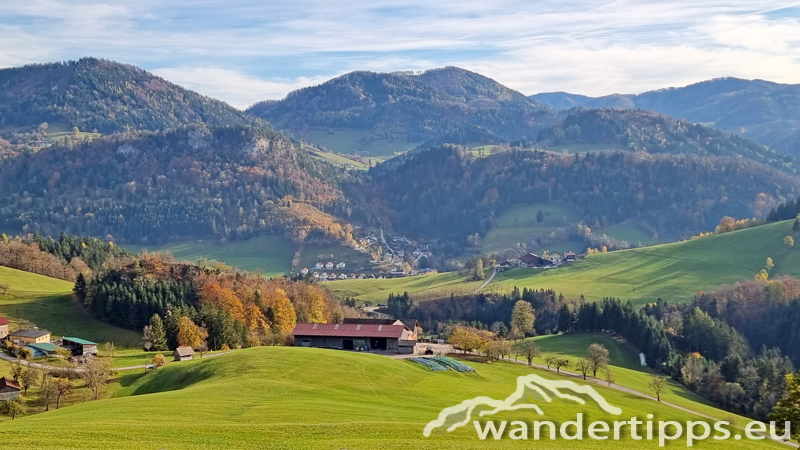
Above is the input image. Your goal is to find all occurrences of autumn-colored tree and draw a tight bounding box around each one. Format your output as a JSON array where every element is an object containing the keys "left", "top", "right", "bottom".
[
  {"left": 307, "top": 289, "right": 328, "bottom": 324},
  {"left": 716, "top": 216, "right": 736, "bottom": 233},
  {"left": 510, "top": 300, "right": 536, "bottom": 338},
  {"left": 0, "top": 397, "right": 25, "bottom": 420},
  {"left": 152, "top": 353, "right": 167, "bottom": 368},
  {"left": 19, "top": 367, "right": 38, "bottom": 395},
  {"left": 518, "top": 340, "right": 541, "bottom": 366},
  {"left": 177, "top": 316, "right": 208, "bottom": 349},
  {"left": 83, "top": 358, "right": 114, "bottom": 400},
  {"left": 587, "top": 343, "right": 609, "bottom": 377},
  {"left": 270, "top": 289, "right": 297, "bottom": 334}
]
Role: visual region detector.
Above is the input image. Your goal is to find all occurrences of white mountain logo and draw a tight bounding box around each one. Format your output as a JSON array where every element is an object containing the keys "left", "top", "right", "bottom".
[{"left": 423, "top": 374, "right": 623, "bottom": 437}]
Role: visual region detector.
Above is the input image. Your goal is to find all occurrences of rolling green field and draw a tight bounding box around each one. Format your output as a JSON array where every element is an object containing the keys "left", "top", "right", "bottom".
[
  {"left": 489, "top": 219, "right": 800, "bottom": 303},
  {"left": 0, "top": 346, "right": 783, "bottom": 449},
  {"left": 0, "top": 266, "right": 141, "bottom": 349},
  {"left": 524, "top": 333, "right": 753, "bottom": 425},
  {"left": 302, "top": 128, "right": 418, "bottom": 157},
  {"left": 329, "top": 269, "right": 487, "bottom": 302},
  {"left": 334, "top": 220, "right": 800, "bottom": 304},
  {"left": 480, "top": 203, "right": 582, "bottom": 254},
  {"left": 43, "top": 122, "right": 102, "bottom": 143},
  {"left": 596, "top": 220, "right": 660, "bottom": 246},
  {"left": 124, "top": 235, "right": 297, "bottom": 276}
]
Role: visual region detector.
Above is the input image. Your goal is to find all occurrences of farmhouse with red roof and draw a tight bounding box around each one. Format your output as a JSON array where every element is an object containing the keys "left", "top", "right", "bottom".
[{"left": 292, "top": 322, "right": 416, "bottom": 354}]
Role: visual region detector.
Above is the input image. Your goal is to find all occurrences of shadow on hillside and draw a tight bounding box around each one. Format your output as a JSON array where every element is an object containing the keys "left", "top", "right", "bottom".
[{"left": 131, "top": 362, "right": 216, "bottom": 396}]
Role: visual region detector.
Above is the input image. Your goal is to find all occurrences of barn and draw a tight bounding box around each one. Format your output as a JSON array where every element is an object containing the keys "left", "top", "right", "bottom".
[
  {"left": 292, "top": 323, "right": 416, "bottom": 353},
  {"left": 0, "top": 376, "right": 21, "bottom": 401},
  {"left": 61, "top": 337, "right": 98, "bottom": 356}
]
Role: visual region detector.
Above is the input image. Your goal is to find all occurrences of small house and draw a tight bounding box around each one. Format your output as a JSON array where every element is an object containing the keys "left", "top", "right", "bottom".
[
  {"left": 325, "top": 262, "right": 334, "bottom": 270},
  {"left": 313, "top": 262, "right": 324, "bottom": 270},
  {"left": 0, "top": 316, "right": 9, "bottom": 339},
  {"left": 312, "top": 272, "right": 319, "bottom": 278},
  {"left": 0, "top": 377, "right": 21, "bottom": 401},
  {"left": 518, "top": 253, "right": 553, "bottom": 268},
  {"left": 9, "top": 329, "right": 51, "bottom": 345},
  {"left": 300, "top": 268, "right": 309, "bottom": 275},
  {"left": 564, "top": 252, "right": 577, "bottom": 262},
  {"left": 336, "top": 261, "right": 346, "bottom": 269},
  {"left": 338, "top": 273, "right": 348, "bottom": 280},
  {"left": 61, "top": 337, "right": 98, "bottom": 356},
  {"left": 319, "top": 272, "right": 329, "bottom": 280},
  {"left": 173, "top": 346, "right": 195, "bottom": 361}
]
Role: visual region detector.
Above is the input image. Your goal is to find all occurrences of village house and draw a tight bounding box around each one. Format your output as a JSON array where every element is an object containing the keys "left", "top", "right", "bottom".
[
  {"left": 313, "top": 262, "right": 324, "bottom": 270},
  {"left": 0, "top": 316, "right": 9, "bottom": 339},
  {"left": 338, "top": 273, "right": 348, "bottom": 280},
  {"left": 325, "top": 262, "right": 334, "bottom": 270},
  {"left": 61, "top": 337, "right": 98, "bottom": 356},
  {"left": 336, "top": 261, "right": 346, "bottom": 269},
  {"left": 292, "top": 322, "right": 417, "bottom": 353},
  {"left": 174, "top": 346, "right": 195, "bottom": 361},
  {"left": 9, "top": 329, "right": 51, "bottom": 345},
  {"left": 342, "top": 318, "right": 421, "bottom": 341},
  {"left": 564, "top": 252, "right": 577, "bottom": 262},
  {"left": 0, "top": 377, "right": 21, "bottom": 401},
  {"left": 300, "top": 267, "right": 309, "bottom": 275},
  {"left": 312, "top": 272, "right": 319, "bottom": 278}
]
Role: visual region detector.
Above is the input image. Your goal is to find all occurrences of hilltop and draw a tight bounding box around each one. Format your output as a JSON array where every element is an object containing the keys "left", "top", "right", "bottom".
[
  {"left": 0, "top": 346, "right": 782, "bottom": 449},
  {"left": 537, "top": 108, "right": 798, "bottom": 175},
  {"left": 532, "top": 77, "right": 800, "bottom": 157},
  {"left": 0, "top": 58, "right": 266, "bottom": 134},
  {"left": 247, "top": 66, "right": 555, "bottom": 153}
]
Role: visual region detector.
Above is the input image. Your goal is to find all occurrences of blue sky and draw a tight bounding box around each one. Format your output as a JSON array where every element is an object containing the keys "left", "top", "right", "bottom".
[{"left": 2, "top": 0, "right": 800, "bottom": 108}]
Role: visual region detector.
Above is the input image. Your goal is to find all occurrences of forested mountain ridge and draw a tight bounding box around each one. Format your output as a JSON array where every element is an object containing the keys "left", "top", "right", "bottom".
[
  {"left": 247, "top": 66, "right": 555, "bottom": 144},
  {"left": 538, "top": 108, "right": 799, "bottom": 175},
  {"left": 0, "top": 58, "right": 266, "bottom": 133},
  {"left": 532, "top": 77, "right": 800, "bottom": 157},
  {"left": 352, "top": 145, "right": 800, "bottom": 255},
  {"left": 0, "top": 125, "right": 356, "bottom": 245}
]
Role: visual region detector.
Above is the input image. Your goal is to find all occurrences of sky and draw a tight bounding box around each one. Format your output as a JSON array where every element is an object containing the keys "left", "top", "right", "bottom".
[{"left": 2, "top": 1, "right": 800, "bottom": 109}]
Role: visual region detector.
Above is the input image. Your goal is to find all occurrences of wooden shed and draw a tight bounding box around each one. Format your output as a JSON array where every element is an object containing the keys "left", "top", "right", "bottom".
[
  {"left": 174, "top": 346, "right": 195, "bottom": 361},
  {"left": 0, "top": 376, "right": 21, "bottom": 401},
  {"left": 61, "top": 337, "right": 98, "bottom": 356}
]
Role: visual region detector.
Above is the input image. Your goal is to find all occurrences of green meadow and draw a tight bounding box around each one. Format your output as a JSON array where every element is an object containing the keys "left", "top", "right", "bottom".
[
  {"left": 0, "top": 265, "right": 140, "bottom": 349},
  {"left": 123, "top": 234, "right": 297, "bottom": 276},
  {"left": 332, "top": 220, "right": 800, "bottom": 304},
  {"left": 0, "top": 346, "right": 784, "bottom": 449},
  {"left": 302, "top": 128, "right": 418, "bottom": 158},
  {"left": 480, "top": 203, "right": 582, "bottom": 254}
]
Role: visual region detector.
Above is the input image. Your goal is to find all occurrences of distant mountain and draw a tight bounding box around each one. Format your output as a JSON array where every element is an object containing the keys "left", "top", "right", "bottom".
[
  {"left": 0, "top": 126, "right": 354, "bottom": 245},
  {"left": 0, "top": 58, "right": 266, "bottom": 133},
  {"left": 531, "top": 78, "right": 800, "bottom": 156},
  {"left": 247, "top": 67, "right": 555, "bottom": 148},
  {"left": 537, "top": 108, "right": 799, "bottom": 175}
]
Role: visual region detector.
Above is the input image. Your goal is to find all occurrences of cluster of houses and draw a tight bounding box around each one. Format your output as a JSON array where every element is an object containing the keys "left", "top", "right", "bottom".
[
  {"left": 299, "top": 259, "right": 437, "bottom": 281},
  {"left": 292, "top": 318, "right": 421, "bottom": 354},
  {"left": 0, "top": 315, "right": 98, "bottom": 359}
]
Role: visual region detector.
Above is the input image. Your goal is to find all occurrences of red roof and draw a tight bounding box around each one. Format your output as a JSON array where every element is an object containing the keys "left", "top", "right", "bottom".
[
  {"left": 0, "top": 376, "right": 20, "bottom": 391},
  {"left": 0, "top": 316, "right": 9, "bottom": 326},
  {"left": 292, "top": 323, "right": 407, "bottom": 338}
]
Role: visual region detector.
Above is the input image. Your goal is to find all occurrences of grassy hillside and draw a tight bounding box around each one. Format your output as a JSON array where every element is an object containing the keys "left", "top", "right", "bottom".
[
  {"left": 490, "top": 219, "right": 800, "bottom": 303},
  {"left": 124, "top": 235, "right": 297, "bottom": 276},
  {"left": 525, "top": 333, "right": 753, "bottom": 424},
  {"left": 330, "top": 270, "right": 487, "bottom": 302},
  {"left": 332, "top": 220, "right": 800, "bottom": 304},
  {"left": 480, "top": 203, "right": 582, "bottom": 254},
  {"left": 0, "top": 266, "right": 140, "bottom": 349},
  {"left": 1, "top": 346, "right": 782, "bottom": 449}
]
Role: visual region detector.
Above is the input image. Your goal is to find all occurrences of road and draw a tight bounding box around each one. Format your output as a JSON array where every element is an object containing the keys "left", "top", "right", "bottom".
[{"left": 473, "top": 265, "right": 498, "bottom": 293}]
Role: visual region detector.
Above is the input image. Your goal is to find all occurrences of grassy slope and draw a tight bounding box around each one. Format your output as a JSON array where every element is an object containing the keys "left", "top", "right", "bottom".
[
  {"left": 0, "top": 266, "right": 140, "bottom": 349},
  {"left": 481, "top": 203, "right": 581, "bottom": 254},
  {"left": 490, "top": 220, "right": 800, "bottom": 303},
  {"left": 524, "top": 333, "right": 753, "bottom": 425},
  {"left": 1, "top": 347, "right": 782, "bottom": 449},
  {"left": 334, "top": 220, "right": 800, "bottom": 304},
  {"left": 330, "top": 270, "right": 486, "bottom": 302},
  {"left": 124, "top": 235, "right": 297, "bottom": 276}
]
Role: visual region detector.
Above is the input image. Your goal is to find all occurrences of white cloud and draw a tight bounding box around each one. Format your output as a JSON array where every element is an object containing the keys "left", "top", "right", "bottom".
[
  {"left": 1, "top": 0, "right": 800, "bottom": 102},
  {"left": 151, "top": 67, "right": 331, "bottom": 109}
]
